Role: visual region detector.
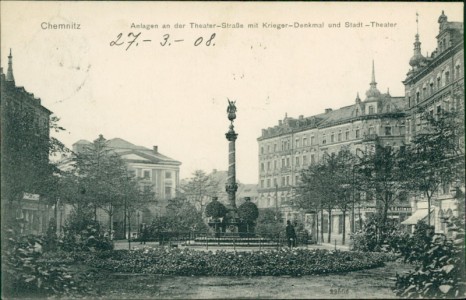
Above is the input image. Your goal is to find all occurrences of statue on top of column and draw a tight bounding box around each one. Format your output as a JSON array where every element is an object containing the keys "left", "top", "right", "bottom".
[{"left": 227, "top": 99, "right": 237, "bottom": 122}]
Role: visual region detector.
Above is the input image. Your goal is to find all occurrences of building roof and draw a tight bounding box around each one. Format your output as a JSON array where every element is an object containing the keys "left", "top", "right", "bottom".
[{"left": 73, "top": 137, "right": 181, "bottom": 166}]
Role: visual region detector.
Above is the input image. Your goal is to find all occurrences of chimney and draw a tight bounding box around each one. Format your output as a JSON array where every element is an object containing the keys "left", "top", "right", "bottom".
[
  {"left": 153, "top": 146, "right": 158, "bottom": 153},
  {"left": 299, "top": 115, "right": 304, "bottom": 120},
  {"left": 325, "top": 108, "right": 333, "bottom": 114}
]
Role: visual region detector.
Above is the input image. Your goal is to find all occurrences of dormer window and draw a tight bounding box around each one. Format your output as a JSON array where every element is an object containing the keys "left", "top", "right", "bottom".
[
  {"left": 369, "top": 106, "right": 374, "bottom": 114},
  {"left": 445, "top": 71, "right": 450, "bottom": 84},
  {"left": 416, "top": 92, "right": 420, "bottom": 104}
]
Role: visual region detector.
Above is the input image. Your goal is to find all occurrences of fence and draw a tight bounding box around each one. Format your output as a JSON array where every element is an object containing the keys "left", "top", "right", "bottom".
[{"left": 129, "top": 230, "right": 315, "bottom": 250}]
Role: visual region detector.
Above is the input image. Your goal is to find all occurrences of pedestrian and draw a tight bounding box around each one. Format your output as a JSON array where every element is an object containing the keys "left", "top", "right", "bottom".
[{"left": 286, "top": 220, "right": 296, "bottom": 248}]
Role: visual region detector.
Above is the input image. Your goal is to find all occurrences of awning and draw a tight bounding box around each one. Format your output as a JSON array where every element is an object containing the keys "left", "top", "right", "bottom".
[{"left": 401, "top": 209, "right": 432, "bottom": 225}]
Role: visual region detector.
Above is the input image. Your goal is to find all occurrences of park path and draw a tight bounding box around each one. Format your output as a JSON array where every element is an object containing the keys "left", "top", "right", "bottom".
[{"left": 93, "top": 261, "right": 411, "bottom": 299}]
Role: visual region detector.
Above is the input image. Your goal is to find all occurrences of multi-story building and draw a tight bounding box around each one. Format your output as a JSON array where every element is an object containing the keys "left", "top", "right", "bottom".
[
  {"left": 1, "top": 50, "right": 54, "bottom": 235},
  {"left": 257, "top": 65, "right": 412, "bottom": 241},
  {"left": 401, "top": 11, "right": 464, "bottom": 233},
  {"left": 72, "top": 137, "right": 181, "bottom": 237}
]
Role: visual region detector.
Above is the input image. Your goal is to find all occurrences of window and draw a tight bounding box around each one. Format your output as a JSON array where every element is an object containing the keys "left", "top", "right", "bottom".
[
  {"left": 165, "top": 171, "right": 172, "bottom": 179},
  {"left": 430, "top": 82, "right": 434, "bottom": 94},
  {"left": 286, "top": 176, "right": 290, "bottom": 186},
  {"left": 273, "top": 178, "right": 278, "bottom": 187},
  {"left": 267, "top": 145, "right": 271, "bottom": 153},
  {"left": 437, "top": 77, "right": 441, "bottom": 88},
  {"left": 368, "top": 127, "right": 374, "bottom": 135},
  {"left": 445, "top": 71, "right": 450, "bottom": 84},
  {"left": 267, "top": 179, "right": 271, "bottom": 188},
  {"left": 456, "top": 65, "right": 461, "bottom": 79},
  {"left": 437, "top": 105, "right": 442, "bottom": 115},
  {"left": 386, "top": 105, "right": 390, "bottom": 112},
  {"left": 355, "top": 108, "right": 359, "bottom": 116},
  {"left": 295, "top": 157, "right": 300, "bottom": 166},
  {"left": 310, "top": 136, "right": 315, "bottom": 145},
  {"left": 286, "top": 157, "right": 290, "bottom": 167},
  {"left": 295, "top": 175, "right": 299, "bottom": 184},
  {"left": 338, "top": 216, "right": 343, "bottom": 234},
  {"left": 261, "top": 147, "right": 264, "bottom": 154},
  {"left": 274, "top": 144, "right": 277, "bottom": 152},
  {"left": 345, "top": 131, "right": 349, "bottom": 140},
  {"left": 281, "top": 177, "right": 286, "bottom": 186},
  {"left": 355, "top": 129, "right": 360, "bottom": 138},
  {"left": 128, "top": 169, "right": 136, "bottom": 177},
  {"left": 281, "top": 158, "right": 285, "bottom": 168},
  {"left": 295, "top": 139, "right": 300, "bottom": 148},
  {"left": 416, "top": 92, "right": 420, "bottom": 104},
  {"left": 311, "top": 154, "right": 315, "bottom": 164},
  {"left": 408, "top": 96, "right": 411, "bottom": 108},
  {"left": 261, "top": 163, "right": 265, "bottom": 171},
  {"left": 331, "top": 134, "right": 334, "bottom": 143},
  {"left": 274, "top": 160, "right": 277, "bottom": 170},
  {"left": 303, "top": 137, "right": 307, "bottom": 146},
  {"left": 385, "top": 126, "right": 392, "bottom": 136},
  {"left": 261, "top": 180, "right": 264, "bottom": 188},
  {"left": 143, "top": 170, "right": 151, "bottom": 180},
  {"left": 303, "top": 155, "right": 308, "bottom": 165},
  {"left": 267, "top": 161, "right": 271, "bottom": 170},
  {"left": 338, "top": 133, "right": 342, "bottom": 142},
  {"left": 369, "top": 106, "right": 374, "bottom": 114},
  {"left": 322, "top": 134, "right": 326, "bottom": 144}
]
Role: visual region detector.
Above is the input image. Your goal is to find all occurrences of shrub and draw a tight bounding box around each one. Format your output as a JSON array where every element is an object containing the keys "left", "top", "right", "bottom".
[
  {"left": 205, "top": 198, "right": 227, "bottom": 219},
  {"left": 61, "top": 209, "right": 113, "bottom": 252},
  {"left": 255, "top": 209, "right": 284, "bottom": 240},
  {"left": 1, "top": 229, "right": 93, "bottom": 298},
  {"left": 394, "top": 217, "right": 466, "bottom": 298},
  {"left": 82, "top": 248, "right": 392, "bottom": 276}
]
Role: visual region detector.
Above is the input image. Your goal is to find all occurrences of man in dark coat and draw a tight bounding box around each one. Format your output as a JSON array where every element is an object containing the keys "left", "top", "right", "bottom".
[{"left": 286, "top": 220, "right": 296, "bottom": 248}]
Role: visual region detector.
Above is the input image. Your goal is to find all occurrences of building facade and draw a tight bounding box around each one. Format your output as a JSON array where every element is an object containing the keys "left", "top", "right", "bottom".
[
  {"left": 401, "top": 11, "right": 464, "bottom": 234},
  {"left": 1, "top": 50, "right": 54, "bottom": 235},
  {"left": 257, "top": 11, "right": 464, "bottom": 241},
  {"left": 257, "top": 65, "right": 411, "bottom": 241}
]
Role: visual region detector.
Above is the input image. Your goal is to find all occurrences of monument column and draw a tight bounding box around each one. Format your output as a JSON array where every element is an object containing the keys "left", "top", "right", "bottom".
[{"left": 225, "top": 100, "right": 238, "bottom": 209}]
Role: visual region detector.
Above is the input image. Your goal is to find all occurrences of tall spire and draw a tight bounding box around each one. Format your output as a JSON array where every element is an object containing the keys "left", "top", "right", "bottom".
[
  {"left": 409, "top": 13, "right": 426, "bottom": 68},
  {"left": 6, "top": 48, "right": 15, "bottom": 82},
  {"left": 365, "top": 60, "right": 381, "bottom": 100},
  {"left": 370, "top": 59, "right": 377, "bottom": 88}
]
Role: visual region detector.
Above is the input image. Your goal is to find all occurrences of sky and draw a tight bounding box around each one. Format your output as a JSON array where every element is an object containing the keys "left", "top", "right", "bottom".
[{"left": 1, "top": 1, "right": 463, "bottom": 183}]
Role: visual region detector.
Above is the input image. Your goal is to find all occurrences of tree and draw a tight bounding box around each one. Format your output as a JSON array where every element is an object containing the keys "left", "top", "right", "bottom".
[
  {"left": 66, "top": 135, "right": 153, "bottom": 236},
  {"left": 238, "top": 198, "right": 259, "bottom": 234},
  {"left": 1, "top": 107, "right": 68, "bottom": 228},
  {"left": 357, "top": 144, "right": 410, "bottom": 240},
  {"left": 205, "top": 198, "right": 227, "bottom": 219},
  {"left": 406, "top": 110, "right": 465, "bottom": 227},
  {"left": 181, "top": 170, "right": 219, "bottom": 215},
  {"left": 255, "top": 208, "right": 284, "bottom": 240},
  {"left": 165, "top": 196, "right": 207, "bottom": 232},
  {"left": 296, "top": 152, "right": 345, "bottom": 243},
  {"left": 332, "top": 149, "right": 357, "bottom": 245}
]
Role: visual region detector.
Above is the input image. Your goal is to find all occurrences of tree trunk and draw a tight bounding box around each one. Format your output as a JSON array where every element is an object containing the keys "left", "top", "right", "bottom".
[
  {"left": 342, "top": 209, "right": 346, "bottom": 245},
  {"left": 327, "top": 209, "right": 332, "bottom": 243},
  {"left": 108, "top": 204, "right": 113, "bottom": 238},
  {"left": 320, "top": 208, "right": 324, "bottom": 243}
]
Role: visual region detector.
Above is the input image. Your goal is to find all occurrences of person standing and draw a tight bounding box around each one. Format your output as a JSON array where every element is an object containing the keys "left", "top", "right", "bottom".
[{"left": 286, "top": 220, "right": 296, "bottom": 248}]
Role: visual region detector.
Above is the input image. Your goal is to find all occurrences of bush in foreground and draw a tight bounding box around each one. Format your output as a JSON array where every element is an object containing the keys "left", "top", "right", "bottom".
[{"left": 81, "top": 248, "right": 393, "bottom": 276}]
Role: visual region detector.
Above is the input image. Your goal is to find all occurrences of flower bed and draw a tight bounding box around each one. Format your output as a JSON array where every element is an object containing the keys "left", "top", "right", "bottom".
[{"left": 81, "top": 248, "right": 393, "bottom": 276}]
